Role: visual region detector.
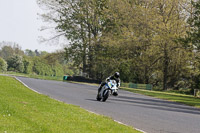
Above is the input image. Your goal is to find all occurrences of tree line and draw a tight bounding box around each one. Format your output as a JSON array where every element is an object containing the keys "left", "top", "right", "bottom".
[
  {"left": 37, "top": 0, "right": 200, "bottom": 92},
  {"left": 0, "top": 42, "right": 78, "bottom": 77}
]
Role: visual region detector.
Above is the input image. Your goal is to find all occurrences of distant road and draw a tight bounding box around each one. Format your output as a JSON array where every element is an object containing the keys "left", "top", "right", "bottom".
[{"left": 17, "top": 77, "right": 200, "bottom": 133}]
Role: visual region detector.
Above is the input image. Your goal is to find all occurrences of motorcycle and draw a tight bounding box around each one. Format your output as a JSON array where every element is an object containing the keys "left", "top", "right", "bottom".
[{"left": 96, "top": 80, "right": 119, "bottom": 102}]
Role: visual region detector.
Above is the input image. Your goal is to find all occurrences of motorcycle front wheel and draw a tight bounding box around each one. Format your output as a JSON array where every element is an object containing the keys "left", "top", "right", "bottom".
[{"left": 96, "top": 93, "right": 101, "bottom": 101}]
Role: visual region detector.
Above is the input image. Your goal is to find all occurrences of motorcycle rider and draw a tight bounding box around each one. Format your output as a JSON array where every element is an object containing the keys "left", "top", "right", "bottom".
[{"left": 97, "top": 72, "right": 120, "bottom": 96}]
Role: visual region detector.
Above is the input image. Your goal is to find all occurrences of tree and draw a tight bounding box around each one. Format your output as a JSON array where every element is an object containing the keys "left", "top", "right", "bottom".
[
  {"left": 23, "top": 56, "right": 33, "bottom": 74},
  {"left": 151, "top": 0, "right": 189, "bottom": 90},
  {"left": 32, "top": 57, "right": 53, "bottom": 76},
  {"left": 183, "top": 0, "right": 200, "bottom": 91},
  {"left": 43, "top": 52, "right": 65, "bottom": 76},
  {"left": 0, "top": 43, "right": 24, "bottom": 60},
  {"left": 187, "top": 0, "right": 200, "bottom": 49},
  {"left": 0, "top": 45, "right": 14, "bottom": 60},
  {"left": 25, "top": 49, "right": 36, "bottom": 57},
  {"left": 38, "top": 0, "right": 109, "bottom": 79},
  {"left": 38, "top": 0, "right": 192, "bottom": 91},
  {"left": 100, "top": 0, "right": 190, "bottom": 89},
  {"left": 0, "top": 57, "right": 7, "bottom": 72},
  {"left": 7, "top": 55, "right": 24, "bottom": 73}
]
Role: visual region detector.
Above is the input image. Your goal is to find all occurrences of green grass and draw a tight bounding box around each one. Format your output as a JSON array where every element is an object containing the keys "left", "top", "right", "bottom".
[
  {"left": 0, "top": 76, "right": 140, "bottom": 133},
  {"left": 122, "top": 87, "right": 200, "bottom": 108},
  {"left": 1, "top": 71, "right": 64, "bottom": 81}
]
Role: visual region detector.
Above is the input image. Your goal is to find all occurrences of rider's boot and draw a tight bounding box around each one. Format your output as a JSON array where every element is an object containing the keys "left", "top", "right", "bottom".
[{"left": 113, "top": 92, "right": 118, "bottom": 96}]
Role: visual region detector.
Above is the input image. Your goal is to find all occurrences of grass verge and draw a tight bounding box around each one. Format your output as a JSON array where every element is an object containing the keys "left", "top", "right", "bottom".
[
  {"left": 122, "top": 87, "right": 200, "bottom": 108},
  {"left": 0, "top": 76, "right": 140, "bottom": 133},
  {"left": 1, "top": 72, "right": 63, "bottom": 81}
]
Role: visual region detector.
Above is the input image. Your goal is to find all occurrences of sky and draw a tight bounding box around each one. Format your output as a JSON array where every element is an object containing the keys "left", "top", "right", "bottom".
[{"left": 0, "top": 0, "right": 64, "bottom": 52}]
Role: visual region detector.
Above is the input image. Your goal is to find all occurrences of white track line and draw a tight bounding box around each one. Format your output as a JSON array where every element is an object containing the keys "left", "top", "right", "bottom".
[{"left": 14, "top": 77, "right": 41, "bottom": 94}]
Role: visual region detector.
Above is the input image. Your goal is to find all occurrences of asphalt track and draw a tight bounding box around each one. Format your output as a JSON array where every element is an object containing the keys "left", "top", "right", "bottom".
[{"left": 16, "top": 77, "right": 200, "bottom": 133}]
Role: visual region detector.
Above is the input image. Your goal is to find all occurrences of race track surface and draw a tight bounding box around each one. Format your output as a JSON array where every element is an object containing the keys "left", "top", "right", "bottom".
[{"left": 16, "top": 77, "right": 200, "bottom": 133}]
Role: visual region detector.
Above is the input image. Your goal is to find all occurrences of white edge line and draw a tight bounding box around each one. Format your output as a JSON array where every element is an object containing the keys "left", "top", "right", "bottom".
[
  {"left": 14, "top": 76, "right": 147, "bottom": 133},
  {"left": 14, "top": 76, "right": 41, "bottom": 94}
]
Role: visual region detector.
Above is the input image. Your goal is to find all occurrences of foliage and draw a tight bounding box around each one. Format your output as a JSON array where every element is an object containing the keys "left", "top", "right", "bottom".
[
  {"left": 186, "top": 0, "right": 200, "bottom": 49},
  {"left": 0, "top": 57, "right": 7, "bottom": 72},
  {"left": 34, "top": 0, "right": 200, "bottom": 91},
  {"left": 0, "top": 43, "right": 24, "bottom": 60},
  {"left": 52, "top": 62, "right": 64, "bottom": 76},
  {"left": 24, "top": 49, "right": 36, "bottom": 57},
  {"left": 6, "top": 55, "right": 24, "bottom": 73},
  {"left": 0, "top": 42, "right": 74, "bottom": 77},
  {"left": 0, "top": 45, "right": 14, "bottom": 60},
  {"left": 183, "top": 0, "right": 200, "bottom": 91},
  {"left": 32, "top": 57, "right": 54, "bottom": 76},
  {"left": 25, "top": 49, "right": 48, "bottom": 57},
  {"left": 23, "top": 56, "right": 33, "bottom": 74}
]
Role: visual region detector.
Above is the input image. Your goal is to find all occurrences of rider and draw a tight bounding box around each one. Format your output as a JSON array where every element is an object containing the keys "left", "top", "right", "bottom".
[{"left": 98, "top": 72, "right": 120, "bottom": 96}]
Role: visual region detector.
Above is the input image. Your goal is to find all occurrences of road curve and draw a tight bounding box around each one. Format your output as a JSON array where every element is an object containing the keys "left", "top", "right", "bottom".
[{"left": 16, "top": 77, "right": 200, "bottom": 133}]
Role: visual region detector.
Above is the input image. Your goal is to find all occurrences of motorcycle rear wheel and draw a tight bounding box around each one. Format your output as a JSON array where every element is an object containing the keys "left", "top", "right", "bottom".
[{"left": 102, "top": 90, "right": 109, "bottom": 102}]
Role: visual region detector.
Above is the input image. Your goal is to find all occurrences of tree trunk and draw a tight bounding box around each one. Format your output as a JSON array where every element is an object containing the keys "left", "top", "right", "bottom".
[{"left": 163, "top": 43, "right": 169, "bottom": 90}]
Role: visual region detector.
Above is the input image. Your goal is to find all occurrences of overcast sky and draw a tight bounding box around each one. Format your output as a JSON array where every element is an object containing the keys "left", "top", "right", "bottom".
[{"left": 0, "top": 0, "right": 64, "bottom": 52}]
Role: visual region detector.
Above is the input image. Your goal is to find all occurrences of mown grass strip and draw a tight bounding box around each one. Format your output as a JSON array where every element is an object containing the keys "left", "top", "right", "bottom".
[
  {"left": 0, "top": 76, "right": 140, "bottom": 133},
  {"left": 121, "top": 87, "right": 200, "bottom": 108}
]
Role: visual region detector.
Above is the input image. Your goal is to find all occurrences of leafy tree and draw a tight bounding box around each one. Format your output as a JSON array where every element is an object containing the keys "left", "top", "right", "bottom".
[
  {"left": 25, "top": 49, "right": 48, "bottom": 57},
  {"left": 44, "top": 52, "right": 65, "bottom": 65},
  {"left": 35, "top": 50, "right": 40, "bottom": 56},
  {"left": 25, "top": 49, "right": 36, "bottom": 57},
  {"left": 102, "top": 0, "right": 189, "bottom": 89},
  {"left": 43, "top": 52, "right": 65, "bottom": 76},
  {"left": 38, "top": 0, "right": 109, "bottom": 78},
  {"left": 0, "top": 43, "right": 24, "bottom": 60},
  {"left": 38, "top": 0, "right": 194, "bottom": 91},
  {"left": 187, "top": 0, "right": 200, "bottom": 49},
  {"left": 0, "top": 57, "right": 7, "bottom": 72},
  {"left": 12, "top": 43, "right": 24, "bottom": 56},
  {"left": 23, "top": 56, "right": 33, "bottom": 74},
  {"left": 52, "top": 62, "right": 64, "bottom": 76},
  {"left": 183, "top": 0, "right": 200, "bottom": 91},
  {"left": 0, "top": 46, "right": 15, "bottom": 60},
  {"left": 32, "top": 57, "right": 53, "bottom": 76},
  {"left": 7, "top": 55, "right": 24, "bottom": 73}
]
